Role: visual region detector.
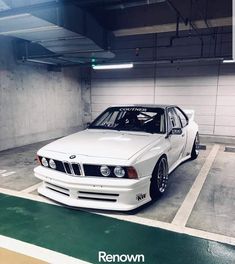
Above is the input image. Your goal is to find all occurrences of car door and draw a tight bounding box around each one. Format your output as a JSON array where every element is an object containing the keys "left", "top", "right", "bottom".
[
  {"left": 174, "top": 107, "right": 189, "bottom": 157},
  {"left": 166, "top": 107, "right": 187, "bottom": 168}
]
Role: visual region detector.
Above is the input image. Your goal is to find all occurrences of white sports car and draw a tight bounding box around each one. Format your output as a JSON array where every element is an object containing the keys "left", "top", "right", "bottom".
[{"left": 34, "top": 105, "right": 199, "bottom": 211}]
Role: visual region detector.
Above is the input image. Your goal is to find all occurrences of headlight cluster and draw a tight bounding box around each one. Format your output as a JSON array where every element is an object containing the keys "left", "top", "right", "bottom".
[
  {"left": 100, "top": 165, "right": 111, "bottom": 177},
  {"left": 100, "top": 165, "right": 125, "bottom": 178},
  {"left": 41, "top": 157, "right": 56, "bottom": 170},
  {"left": 99, "top": 165, "right": 137, "bottom": 179},
  {"left": 114, "top": 166, "right": 125, "bottom": 178}
]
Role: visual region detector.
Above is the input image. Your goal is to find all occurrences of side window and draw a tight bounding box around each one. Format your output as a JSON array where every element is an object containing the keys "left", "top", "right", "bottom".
[
  {"left": 174, "top": 108, "right": 188, "bottom": 128},
  {"left": 168, "top": 108, "right": 181, "bottom": 131}
]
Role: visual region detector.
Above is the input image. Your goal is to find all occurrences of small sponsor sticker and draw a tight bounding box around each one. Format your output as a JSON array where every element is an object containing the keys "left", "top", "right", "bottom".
[
  {"left": 119, "top": 107, "right": 147, "bottom": 112},
  {"left": 136, "top": 193, "right": 146, "bottom": 201}
]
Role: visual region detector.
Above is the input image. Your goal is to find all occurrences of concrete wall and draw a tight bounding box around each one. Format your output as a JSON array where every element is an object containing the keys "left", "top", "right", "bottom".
[
  {"left": 0, "top": 36, "right": 83, "bottom": 151},
  {"left": 90, "top": 29, "right": 235, "bottom": 138},
  {"left": 91, "top": 61, "right": 235, "bottom": 137}
]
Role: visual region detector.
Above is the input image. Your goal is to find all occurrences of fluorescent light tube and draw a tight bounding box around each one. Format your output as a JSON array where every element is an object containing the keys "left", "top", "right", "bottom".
[
  {"left": 92, "top": 63, "right": 133, "bottom": 70},
  {"left": 223, "top": 59, "right": 235, "bottom": 63}
]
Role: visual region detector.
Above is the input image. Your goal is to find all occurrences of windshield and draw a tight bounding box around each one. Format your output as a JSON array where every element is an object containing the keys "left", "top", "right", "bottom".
[{"left": 89, "top": 107, "right": 166, "bottom": 134}]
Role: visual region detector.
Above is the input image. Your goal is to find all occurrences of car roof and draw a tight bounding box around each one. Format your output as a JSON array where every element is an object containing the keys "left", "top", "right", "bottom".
[{"left": 109, "top": 104, "right": 177, "bottom": 109}]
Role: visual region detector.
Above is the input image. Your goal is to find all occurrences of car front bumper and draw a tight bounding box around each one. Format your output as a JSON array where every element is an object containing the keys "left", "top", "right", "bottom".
[{"left": 34, "top": 166, "right": 151, "bottom": 211}]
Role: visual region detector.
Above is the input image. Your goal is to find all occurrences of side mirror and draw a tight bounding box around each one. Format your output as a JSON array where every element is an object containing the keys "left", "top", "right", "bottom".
[{"left": 171, "top": 127, "right": 183, "bottom": 135}]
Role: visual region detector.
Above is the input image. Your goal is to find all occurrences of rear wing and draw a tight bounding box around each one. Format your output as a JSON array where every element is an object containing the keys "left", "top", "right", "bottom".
[{"left": 183, "top": 109, "right": 195, "bottom": 121}]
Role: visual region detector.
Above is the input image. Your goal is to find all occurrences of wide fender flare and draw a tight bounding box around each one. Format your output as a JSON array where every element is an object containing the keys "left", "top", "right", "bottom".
[
  {"left": 186, "top": 122, "right": 199, "bottom": 153},
  {"left": 131, "top": 140, "right": 170, "bottom": 178}
]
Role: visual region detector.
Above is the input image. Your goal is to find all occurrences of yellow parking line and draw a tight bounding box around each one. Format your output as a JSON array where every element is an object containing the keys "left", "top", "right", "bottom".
[
  {"left": 0, "top": 235, "right": 90, "bottom": 264},
  {"left": 0, "top": 247, "right": 47, "bottom": 264}
]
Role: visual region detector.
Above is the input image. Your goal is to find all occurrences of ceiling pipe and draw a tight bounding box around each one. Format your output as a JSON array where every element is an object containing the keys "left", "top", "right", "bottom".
[
  {"left": 23, "top": 30, "right": 231, "bottom": 61},
  {"left": 52, "top": 55, "right": 227, "bottom": 68},
  {"left": 71, "top": 0, "right": 120, "bottom": 6},
  {"left": 93, "top": 56, "right": 225, "bottom": 65},
  {"left": 166, "top": 0, "right": 204, "bottom": 57}
]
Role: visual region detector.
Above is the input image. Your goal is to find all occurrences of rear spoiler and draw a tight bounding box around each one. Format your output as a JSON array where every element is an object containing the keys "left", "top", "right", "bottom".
[{"left": 183, "top": 109, "right": 195, "bottom": 121}]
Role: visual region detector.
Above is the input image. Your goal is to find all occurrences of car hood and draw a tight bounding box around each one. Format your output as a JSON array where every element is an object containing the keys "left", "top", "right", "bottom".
[{"left": 41, "top": 129, "right": 163, "bottom": 160}]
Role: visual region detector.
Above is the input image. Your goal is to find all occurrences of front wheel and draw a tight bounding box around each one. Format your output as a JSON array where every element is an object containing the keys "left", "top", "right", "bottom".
[
  {"left": 150, "top": 156, "right": 168, "bottom": 200},
  {"left": 190, "top": 132, "right": 200, "bottom": 160}
]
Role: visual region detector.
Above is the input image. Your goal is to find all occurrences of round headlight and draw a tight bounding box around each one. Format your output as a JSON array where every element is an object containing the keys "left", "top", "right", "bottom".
[
  {"left": 49, "top": 159, "right": 56, "bottom": 169},
  {"left": 100, "top": 165, "right": 111, "bottom": 177},
  {"left": 41, "top": 157, "right": 48, "bottom": 167},
  {"left": 114, "top": 166, "right": 125, "bottom": 178}
]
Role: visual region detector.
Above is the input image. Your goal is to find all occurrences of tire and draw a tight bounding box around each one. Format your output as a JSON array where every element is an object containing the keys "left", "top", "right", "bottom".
[
  {"left": 190, "top": 132, "right": 200, "bottom": 160},
  {"left": 150, "top": 156, "right": 169, "bottom": 200}
]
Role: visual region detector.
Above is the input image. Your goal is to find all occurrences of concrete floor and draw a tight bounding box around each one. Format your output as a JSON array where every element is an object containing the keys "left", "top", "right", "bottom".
[
  {"left": 0, "top": 140, "right": 234, "bottom": 239},
  {"left": 187, "top": 146, "right": 235, "bottom": 237},
  {"left": 0, "top": 140, "right": 52, "bottom": 191},
  {"left": 0, "top": 139, "right": 235, "bottom": 263},
  {"left": 137, "top": 144, "right": 235, "bottom": 239},
  {"left": 1, "top": 192, "right": 235, "bottom": 264},
  {"left": 137, "top": 144, "right": 212, "bottom": 222}
]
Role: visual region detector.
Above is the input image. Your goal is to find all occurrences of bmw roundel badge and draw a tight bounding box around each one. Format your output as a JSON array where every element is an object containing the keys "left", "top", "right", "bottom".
[{"left": 69, "top": 155, "right": 76, "bottom": 159}]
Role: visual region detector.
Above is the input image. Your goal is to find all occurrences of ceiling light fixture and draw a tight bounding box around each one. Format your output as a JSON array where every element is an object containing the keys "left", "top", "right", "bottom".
[
  {"left": 222, "top": 59, "right": 235, "bottom": 63},
  {"left": 92, "top": 63, "right": 133, "bottom": 70}
]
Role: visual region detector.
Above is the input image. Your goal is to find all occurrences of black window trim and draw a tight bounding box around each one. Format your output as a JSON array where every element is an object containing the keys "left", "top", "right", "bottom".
[
  {"left": 174, "top": 107, "right": 189, "bottom": 128},
  {"left": 89, "top": 106, "right": 167, "bottom": 134},
  {"left": 165, "top": 106, "right": 185, "bottom": 134}
]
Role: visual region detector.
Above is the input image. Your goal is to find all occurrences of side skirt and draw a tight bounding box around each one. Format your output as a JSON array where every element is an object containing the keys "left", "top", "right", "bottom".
[{"left": 168, "top": 155, "right": 191, "bottom": 174}]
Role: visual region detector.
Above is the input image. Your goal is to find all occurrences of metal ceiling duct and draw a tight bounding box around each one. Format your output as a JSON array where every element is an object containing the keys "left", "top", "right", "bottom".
[
  {"left": 0, "top": 0, "right": 9, "bottom": 11},
  {"left": 106, "top": 0, "right": 166, "bottom": 10},
  {"left": 0, "top": 0, "right": 115, "bottom": 66}
]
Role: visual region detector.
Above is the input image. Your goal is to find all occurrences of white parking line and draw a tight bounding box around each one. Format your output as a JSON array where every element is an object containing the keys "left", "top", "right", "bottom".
[
  {"left": 0, "top": 170, "right": 7, "bottom": 174},
  {"left": 1, "top": 171, "right": 16, "bottom": 177},
  {"left": 20, "top": 183, "right": 42, "bottom": 193},
  {"left": 0, "top": 235, "right": 90, "bottom": 264},
  {"left": 0, "top": 185, "right": 235, "bottom": 247},
  {"left": 172, "top": 144, "right": 220, "bottom": 227}
]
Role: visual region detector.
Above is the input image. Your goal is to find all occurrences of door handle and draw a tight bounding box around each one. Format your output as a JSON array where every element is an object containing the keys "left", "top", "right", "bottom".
[{"left": 182, "top": 133, "right": 185, "bottom": 137}]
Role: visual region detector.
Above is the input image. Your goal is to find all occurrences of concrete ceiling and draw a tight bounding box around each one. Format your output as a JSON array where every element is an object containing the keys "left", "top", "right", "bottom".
[
  {"left": 0, "top": 0, "right": 232, "bottom": 66},
  {"left": 86, "top": 0, "right": 232, "bottom": 36},
  {"left": 0, "top": 0, "right": 115, "bottom": 66}
]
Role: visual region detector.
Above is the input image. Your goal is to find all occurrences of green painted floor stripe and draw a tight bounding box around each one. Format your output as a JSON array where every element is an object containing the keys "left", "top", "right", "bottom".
[{"left": 0, "top": 193, "right": 235, "bottom": 264}]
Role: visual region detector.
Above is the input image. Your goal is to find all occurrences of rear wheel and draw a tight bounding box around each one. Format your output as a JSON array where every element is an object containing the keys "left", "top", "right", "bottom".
[
  {"left": 150, "top": 156, "right": 168, "bottom": 200},
  {"left": 191, "top": 132, "right": 200, "bottom": 160}
]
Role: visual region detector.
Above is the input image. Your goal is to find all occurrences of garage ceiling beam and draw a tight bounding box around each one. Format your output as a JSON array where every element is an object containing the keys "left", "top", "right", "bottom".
[
  {"left": 105, "top": 0, "right": 166, "bottom": 10},
  {"left": 113, "top": 17, "right": 231, "bottom": 36}
]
